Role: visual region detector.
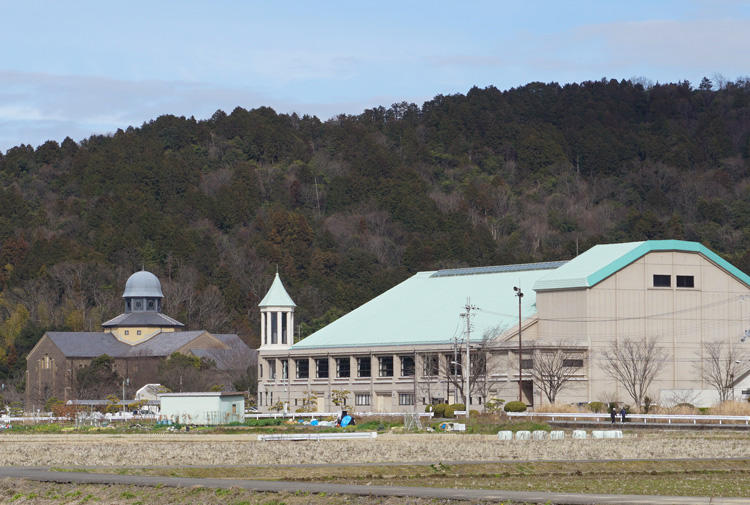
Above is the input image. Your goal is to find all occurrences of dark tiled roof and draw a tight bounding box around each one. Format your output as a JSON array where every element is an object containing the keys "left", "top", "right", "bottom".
[
  {"left": 129, "top": 331, "right": 206, "bottom": 357},
  {"left": 46, "top": 332, "right": 132, "bottom": 358},
  {"left": 101, "top": 312, "right": 184, "bottom": 328},
  {"left": 46, "top": 329, "right": 250, "bottom": 363}
]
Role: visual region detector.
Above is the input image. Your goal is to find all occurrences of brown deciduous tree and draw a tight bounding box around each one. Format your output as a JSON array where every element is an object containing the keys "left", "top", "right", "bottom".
[
  {"left": 601, "top": 336, "right": 667, "bottom": 407},
  {"left": 700, "top": 340, "right": 746, "bottom": 402},
  {"left": 530, "top": 346, "right": 582, "bottom": 404}
]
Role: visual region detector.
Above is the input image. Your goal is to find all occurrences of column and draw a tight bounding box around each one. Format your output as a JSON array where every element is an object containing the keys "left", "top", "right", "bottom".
[
  {"left": 286, "top": 312, "right": 292, "bottom": 343},
  {"left": 276, "top": 312, "right": 282, "bottom": 345}
]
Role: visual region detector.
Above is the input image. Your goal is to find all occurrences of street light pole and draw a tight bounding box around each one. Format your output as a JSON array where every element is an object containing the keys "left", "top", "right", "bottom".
[{"left": 514, "top": 286, "right": 523, "bottom": 403}]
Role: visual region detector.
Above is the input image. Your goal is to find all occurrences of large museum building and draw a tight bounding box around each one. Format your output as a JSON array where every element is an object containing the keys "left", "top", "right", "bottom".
[{"left": 257, "top": 240, "right": 750, "bottom": 412}]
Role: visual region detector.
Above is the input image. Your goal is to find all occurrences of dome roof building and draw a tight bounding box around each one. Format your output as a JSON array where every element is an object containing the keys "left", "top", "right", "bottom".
[{"left": 25, "top": 268, "right": 253, "bottom": 410}]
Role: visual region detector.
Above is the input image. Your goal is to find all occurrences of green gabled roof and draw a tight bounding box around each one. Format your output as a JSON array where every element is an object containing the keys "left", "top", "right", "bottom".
[
  {"left": 258, "top": 273, "right": 296, "bottom": 307},
  {"left": 291, "top": 262, "right": 566, "bottom": 349},
  {"left": 533, "top": 239, "right": 750, "bottom": 291}
]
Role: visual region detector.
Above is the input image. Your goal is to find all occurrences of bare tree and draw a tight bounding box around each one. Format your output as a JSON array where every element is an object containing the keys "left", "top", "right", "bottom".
[
  {"left": 601, "top": 336, "right": 667, "bottom": 407},
  {"left": 440, "top": 328, "right": 504, "bottom": 408},
  {"left": 529, "top": 346, "right": 582, "bottom": 404},
  {"left": 701, "top": 340, "right": 746, "bottom": 402}
]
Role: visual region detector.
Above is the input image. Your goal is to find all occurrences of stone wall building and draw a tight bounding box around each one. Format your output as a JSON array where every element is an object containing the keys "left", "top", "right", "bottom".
[{"left": 25, "top": 270, "right": 252, "bottom": 410}]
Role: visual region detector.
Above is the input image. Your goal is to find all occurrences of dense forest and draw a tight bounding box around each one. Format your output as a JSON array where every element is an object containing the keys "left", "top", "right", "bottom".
[{"left": 1, "top": 77, "right": 750, "bottom": 396}]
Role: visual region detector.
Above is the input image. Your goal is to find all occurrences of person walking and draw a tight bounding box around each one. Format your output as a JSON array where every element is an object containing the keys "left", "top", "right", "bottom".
[
  {"left": 620, "top": 407, "right": 627, "bottom": 423},
  {"left": 610, "top": 407, "right": 616, "bottom": 424}
]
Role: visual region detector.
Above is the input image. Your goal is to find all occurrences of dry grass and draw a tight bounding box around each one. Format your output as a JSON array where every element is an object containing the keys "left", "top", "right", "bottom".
[
  {"left": 0, "top": 431, "right": 748, "bottom": 467},
  {"left": 711, "top": 401, "right": 750, "bottom": 416}
]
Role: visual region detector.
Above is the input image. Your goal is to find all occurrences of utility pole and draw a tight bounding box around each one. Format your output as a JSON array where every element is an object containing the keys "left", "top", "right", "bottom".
[
  {"left": 461, "top": 299, "right": 477, "bottom": 419},
  {"left": 513, "top": 286, "right": 523, "bottom": 403}
]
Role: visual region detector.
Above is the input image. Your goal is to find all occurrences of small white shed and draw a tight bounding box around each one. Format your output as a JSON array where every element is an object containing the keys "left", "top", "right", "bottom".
[{"left": 159, "top": 392, "right": 245, "bottom": 425}]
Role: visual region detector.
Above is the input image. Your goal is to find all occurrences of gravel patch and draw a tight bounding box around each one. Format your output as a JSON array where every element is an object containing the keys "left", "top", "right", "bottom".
[{"left": 0, "top": 432, "right": 748, "bottom": 467}]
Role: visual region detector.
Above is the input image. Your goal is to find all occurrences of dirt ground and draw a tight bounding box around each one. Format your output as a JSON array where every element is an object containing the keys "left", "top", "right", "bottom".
[{"left": 0, "top": 431, "right": 748, "bottom": 467}]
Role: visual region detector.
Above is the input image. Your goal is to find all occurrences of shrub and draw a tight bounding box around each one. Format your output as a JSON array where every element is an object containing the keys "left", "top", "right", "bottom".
[
  {"left": 588, "top": 401, "right": 605, "bottom": 413},
  {"left": 504, "top": 401, "right": 527, "bottom": 412},
  {"left": 469, "top": 409, "right": 480, "bottom": 417},
  {"left": 424, "top": 405, "right": 433, "bottom": 413},
  {"left": 485, "top": 398, "right": 505, "bottom": 413},
  {"left": 433, "top": 403, "right": 448, "bottom": 417},
  {"left": 443, "top": 406, "right": 455, "bottom": 418},
  {"left": 450, "top": 403, "right": 466, "bottom": 412}
]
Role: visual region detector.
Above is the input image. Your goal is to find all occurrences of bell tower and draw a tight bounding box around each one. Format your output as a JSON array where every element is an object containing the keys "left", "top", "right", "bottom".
[{"left": 258, "top": 272, "right": 296, "bottom": 350}]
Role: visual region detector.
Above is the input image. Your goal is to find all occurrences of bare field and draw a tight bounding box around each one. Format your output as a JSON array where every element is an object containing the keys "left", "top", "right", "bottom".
[{"left": 0, "top": 431, "right": 749, "bottom": 467}]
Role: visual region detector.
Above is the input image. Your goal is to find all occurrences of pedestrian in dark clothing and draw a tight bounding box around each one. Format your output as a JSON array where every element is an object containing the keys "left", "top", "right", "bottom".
[
  {"left": 620, "top": 407, "right": 626, "bottom": 423},
  {"left": 610, "top": 407, "right": 616, "bottom": 424}
]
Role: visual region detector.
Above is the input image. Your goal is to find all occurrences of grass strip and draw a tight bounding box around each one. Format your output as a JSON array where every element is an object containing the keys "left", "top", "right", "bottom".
[{"left": 76, "top": 458, "right": 750, "bottom": 497}]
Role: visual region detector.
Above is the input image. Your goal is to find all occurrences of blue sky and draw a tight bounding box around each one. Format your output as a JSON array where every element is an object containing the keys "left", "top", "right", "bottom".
[{"left": 1, "top": 0, "right": 749, "bottom": 152}]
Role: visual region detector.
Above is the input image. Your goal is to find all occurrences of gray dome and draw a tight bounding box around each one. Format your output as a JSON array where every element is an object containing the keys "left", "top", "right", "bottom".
[{"left": 122, "top": 271, "right": 164, "bottom": 298}]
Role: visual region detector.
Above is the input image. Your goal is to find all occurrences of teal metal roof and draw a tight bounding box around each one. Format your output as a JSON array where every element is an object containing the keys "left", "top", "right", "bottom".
[
  {"left": 291, "top": 262, "right": 565, "bottom": 349},
  {"left": 258, "top": 273, "right": 296, "bottom": 307},
  {"left": 533, "top": 239, "right": 750, "bottom": 291}
]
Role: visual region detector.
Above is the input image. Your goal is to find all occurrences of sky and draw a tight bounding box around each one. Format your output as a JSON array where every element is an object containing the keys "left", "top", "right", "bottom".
[{"left": 1, "top": 0, "right": 749, "bottom": 153}]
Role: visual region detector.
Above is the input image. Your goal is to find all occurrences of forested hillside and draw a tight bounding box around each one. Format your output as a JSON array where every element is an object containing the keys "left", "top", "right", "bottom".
[{"left": 1, "top": 77, "right": 750, "bottom": 392}]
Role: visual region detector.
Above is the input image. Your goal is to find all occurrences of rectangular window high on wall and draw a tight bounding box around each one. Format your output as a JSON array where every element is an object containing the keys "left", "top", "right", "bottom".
[
  {"left": 315, "top": 358, "right": 329, "bottom": 378},
  {"left": 400, "top": 356, "right": 414, "bottom": 376},
  {"left": 357, "top": 357, "right": 371, "bottom": 377},
  {"left": 281, "top": 359, "right": 288, "bottom": 380},
  {"left": 676, "top": 275, "right": 694, "bottom": 288},
  {"left": 378, "top": 356, "right": 393, "bottom": 377},
  {"left": 281, "top": 313, "right": 287, "bottom": 344},
  {"left": 296, "top": 359, "right": 309, "bottom": 379},
  {"left": 271, "top": 312, "right": 278, "bottom": 344},
  {"left": 336, "top": 357, "right": 350, "bottom": 378},
  {"left": 268, "top": 359, "right": 276, "bottom": 379},
  {"left": 447, "top": 354, "right": 462, "bottom": 376},
  {"left": 423, "top": 354, "right": 439, "bottom": 376},
  {"left": 653, "top": 274, "right": 671, "bottom": 287}
]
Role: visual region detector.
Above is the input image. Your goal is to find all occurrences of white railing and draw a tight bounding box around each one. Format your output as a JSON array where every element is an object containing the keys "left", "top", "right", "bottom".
[
  {"left": 507, "top": 412, "right": 750, "bottom": 425},
  {"left": 0, "top": 413, "right": 158, "bottom": 423},
  {"left": 245, "top": 411, "right": 434, "bottom": 420},
  {"left": 258, "top": 432, "right": 378, "bottom": 441}
]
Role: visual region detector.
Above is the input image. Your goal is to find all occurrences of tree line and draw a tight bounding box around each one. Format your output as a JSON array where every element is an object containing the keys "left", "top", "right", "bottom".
[{"left": 1, "top": 77, "right": 750, "bottom": 399}]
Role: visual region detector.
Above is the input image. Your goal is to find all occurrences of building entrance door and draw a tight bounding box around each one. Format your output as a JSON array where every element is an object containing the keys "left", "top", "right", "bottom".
[
  {"left": 376, "top": 393, "right": 390, "bottom": 412},
  {"left": 522, "top": 381, "right": 534, "bottom": 406}
]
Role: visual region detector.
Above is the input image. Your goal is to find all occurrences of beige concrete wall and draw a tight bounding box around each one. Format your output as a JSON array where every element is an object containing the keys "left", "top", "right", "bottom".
[{"left": 537, "top": 251, "right": 750, "bottom": 404}]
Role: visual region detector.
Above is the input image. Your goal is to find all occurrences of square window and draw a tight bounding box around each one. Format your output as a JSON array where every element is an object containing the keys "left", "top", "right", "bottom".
[
  {"left": 357, "top": 357, "right": 371, "bottom": 378},
  {"left": 336, "top": 358, "right": 350, "bottom": 378},
  {"left": 378, "top": 356, "right": 393, "bottom": 377},
  {"left": 653, "top": 274, "right": 671, "bottom": 287},
  {"left": 423, "top": 354, "right": 439, "bottom": 376},
  {"left": 137, "top": 330, "right": 141, "bottom": 336},
  {"left": 400, "top": 356, "right": 414, "bottom": 376},
  {"left": 124, "top": 330, "right": 129, "bottom": 335},
  {"left": 676, "top": 275, "right": 694, "bottom": 288}
]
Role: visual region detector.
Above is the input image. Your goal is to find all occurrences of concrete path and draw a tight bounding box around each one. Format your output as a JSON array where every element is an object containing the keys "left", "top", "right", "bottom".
[{"left": 0, "top": 467, "right": 747, "bottom": 505}]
